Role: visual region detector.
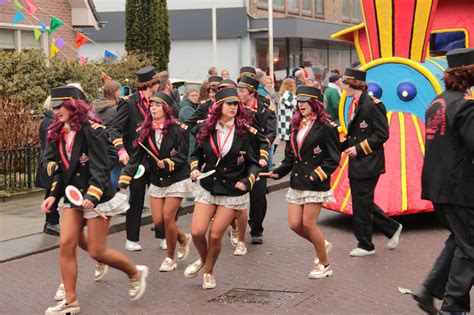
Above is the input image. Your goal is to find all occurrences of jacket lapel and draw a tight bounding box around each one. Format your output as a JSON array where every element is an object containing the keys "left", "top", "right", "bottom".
[
  {"left": 347, "top": 93, "right": 366, "bottom": 132},
  {"left": 65, "top": 129, "right": 83, "bottom": 180},
  {"left": 219, "top": 132, "right": 241, "bottom": 164},
  {"left": 298, "top": 121, "right": 320, "bottom": 155},
  {"left": 146, "top": 132, "right": 160, "bottom": 158}
]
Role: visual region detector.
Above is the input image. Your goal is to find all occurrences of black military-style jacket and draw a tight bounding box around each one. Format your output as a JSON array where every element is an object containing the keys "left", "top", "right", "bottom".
[
  {"left": 273, "top": 120, "right": 340, "bottom": 191},
  {"left": 190, "top": 126, "right": 261, "bottom": 196},
  {"left": 341, "top": 92, "right": 389, "bottom": 179},
  {"left": 119, "top": 122, "right": 190, "bottom": 188},
  {"left": 185, "top": 99, "right": 212, "bottom": 131},
  {"left": 422, "top": 90, "right": 474, "bottom": 207},
  {"left": 43, "top": 122, "right": 115, "bottom": 206},
  {"left": 244, "top": 97, "right": 277, "bottom": 164},
  {"left": 108, "top": 92, "right": 148, "bottom": 155}
]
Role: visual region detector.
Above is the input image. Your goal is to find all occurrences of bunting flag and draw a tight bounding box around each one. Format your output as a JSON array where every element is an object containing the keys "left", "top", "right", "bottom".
[
  {"left": 102, "top": 72, "right": 112, "bottom": 82},
  {"left": 14, "top": 0, "right": 23, "bottom": 10},
  {"left": 74, "top": 32, "right": 89, "bottom": 49},
  {"left": 34, "top": 28, "right": 41, "bottom": 40},
  {"left": 39, "top": 21, "right": 47, "bottom": 32},
  {"left": 49, "top": 16, "right": 64, "bottom": 34},
  {"left": 11, "top": 10, "right": 25, "bottom": 25},
  {"left": 50, "top": 43, "right": 59, "bottom": 58},
  {"left": 25, "top": 0, "right": 38, "bottom": 15},
  {"left": 79, "top": 56, "right": 88, "bottom": 65},
  {"left": 0, "top": 0, "right": 5, "bottom": 5},
  {"left": 103, "top": 50, "right": 118, "bottom": 64},
  {"left": 56, "top": 36, "right": 65, "bottom": 49}
]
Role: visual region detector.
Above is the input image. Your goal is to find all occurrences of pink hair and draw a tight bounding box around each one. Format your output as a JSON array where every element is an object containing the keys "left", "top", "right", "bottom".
[
  {"left": 134, "top": 103, "right": 176, "bottom": 147},
  {"left": 196, "top": 101, "right": 252, "bottom": 147},
  {"left": 47, "top": 99, "right": 101, "bottom": 145},
  {"left": 290, "top": 98, "right": 330, "bottom": 134}
]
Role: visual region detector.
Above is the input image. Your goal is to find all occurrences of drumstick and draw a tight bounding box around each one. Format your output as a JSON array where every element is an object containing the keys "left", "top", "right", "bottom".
[
  {"left": 138, "top": 142, "right": 161, "bottom": 163},
  {"left": 259, "top": 172, "right": 271, "bottom": 177},
  {"left": 91, "top": 208, "right": 108, "bottom": 220}
]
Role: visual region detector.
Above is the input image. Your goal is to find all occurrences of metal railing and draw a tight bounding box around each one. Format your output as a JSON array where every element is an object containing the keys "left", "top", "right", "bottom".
[{"left": 0, "top": 144, "right": 41, "bottom": 191}]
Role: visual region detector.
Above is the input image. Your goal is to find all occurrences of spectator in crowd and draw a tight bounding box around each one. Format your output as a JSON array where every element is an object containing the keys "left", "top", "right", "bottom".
[
  {"left": 159, "top": 71, "right": 180, "bottom": 106},
  {"left": 92, "top": 80, "right": 122, "bottom": 190},
  {"left": 208, "top": 66, "right": 218, "bottom": 77},
  {"left": 179, "top": 86, "right": 200, "bottom": 162},
  {"left": 256, "top": 68, "right": 270, "bottom": 97},
  {"left": 304, "top": 78, "right": 315, "bottom": 87},
  {"left": 324, "top": 74, "right": 343, "bottom": 125},
  {"left": 294, "top": 69, "right": 305, "bottom": 87},
  {"left": 198, "top": 79, "right": 209, "bottom": 103},
  {"left": 277, "top": 78, "right": 297, "bottom": 143},
  {"left": 221, "top": 69, "right": 230, "bottom": 79},
  {"left": 159, "top": 78, "right": 180, "bottom": 117}
]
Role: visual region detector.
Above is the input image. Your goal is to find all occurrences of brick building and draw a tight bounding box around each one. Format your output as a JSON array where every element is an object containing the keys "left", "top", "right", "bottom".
[{"left": 0, "top": 0, "right": 100, "bottom": 58}]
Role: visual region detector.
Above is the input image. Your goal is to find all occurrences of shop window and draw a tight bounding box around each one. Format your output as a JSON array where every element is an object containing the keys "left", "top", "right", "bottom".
[
  {"left": 288, "top": 0, "right": 300, "bottom": 13},
  {"left": 430, "top": 31, "right": 467, "bottom": 54},
  {"left": 343, "top": 0, "right": 361, "bottom": 23},
  {"left": 302, "top": 0, "right": 312, "bottom": 14},
  {"left": 315, "top": 0, "right": 324, "bottom": 17}
]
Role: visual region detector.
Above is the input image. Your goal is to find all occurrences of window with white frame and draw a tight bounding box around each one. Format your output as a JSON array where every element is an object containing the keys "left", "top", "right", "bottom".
[
  {"left": 343, "top": 0, "right": 361, "bottom": 23},
  {"left": 314, "top": 0, "right": 324, "bottom": 16},
  {"left": 0, "top": 25, "right": 47, "bottom": 53}
]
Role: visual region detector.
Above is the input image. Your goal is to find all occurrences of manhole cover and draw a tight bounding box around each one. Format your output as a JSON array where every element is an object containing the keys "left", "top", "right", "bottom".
[{"left": 210, "top": 288, "right": 303, "bottom": 306}]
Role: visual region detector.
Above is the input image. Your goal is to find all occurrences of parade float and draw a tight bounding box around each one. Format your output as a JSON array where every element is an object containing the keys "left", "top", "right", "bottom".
[{"left": 326, "top": 0, "right": 474, "bottom": 216}]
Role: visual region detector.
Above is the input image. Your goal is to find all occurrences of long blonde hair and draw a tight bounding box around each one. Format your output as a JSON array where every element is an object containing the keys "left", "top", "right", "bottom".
[{"left": 279, "top": 78, "right": 296, "bottom": 96}]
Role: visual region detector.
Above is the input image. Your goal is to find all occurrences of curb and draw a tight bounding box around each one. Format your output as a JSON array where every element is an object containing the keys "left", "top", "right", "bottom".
[
  {"left": 0, "top": 179, "right": 290, "bottom": 263},
  {"left": 1, "top": 189, "right": 45, "bottom": 202}
]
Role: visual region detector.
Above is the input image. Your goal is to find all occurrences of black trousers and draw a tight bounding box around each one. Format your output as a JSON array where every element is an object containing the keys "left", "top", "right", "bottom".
[
  {"left": 349, "top": 176, "right": 399, "bottom": 251},
  {"left": 423, "top": 203, "right": 474, "bottom": 313},
  {"left": 44, "top": 189, "right": 60, "bottom": 225},
  {"left": 126, "top": 172, "right": 164, "bottom": 242},
  {"left": 248, "top": 177, "right": 267, "bottom": 237}
]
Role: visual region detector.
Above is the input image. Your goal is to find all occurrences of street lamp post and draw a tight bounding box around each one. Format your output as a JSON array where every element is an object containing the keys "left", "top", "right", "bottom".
[
  {"left": 268, "top": 0, "right": 274, "bottom": 83},
  {"left": 212, "top": 0, "right": 217, "bottom": 67}
]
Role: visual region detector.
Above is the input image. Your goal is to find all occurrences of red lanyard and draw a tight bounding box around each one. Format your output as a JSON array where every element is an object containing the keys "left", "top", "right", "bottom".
[
  {"left": 138, "top": 92, "right": 149, "bottom": 118},
  {"left": 291, "top": 116, "right": 315, "bottom": 161},
  {"left": 147, "top": 134, "right": 160, "bottom": 157},
  {"left": 59, "top": 131, "right": 76, "bottom": 168},
  {"left": 210, "top": 124, "right": 234, "bottom": 158}
]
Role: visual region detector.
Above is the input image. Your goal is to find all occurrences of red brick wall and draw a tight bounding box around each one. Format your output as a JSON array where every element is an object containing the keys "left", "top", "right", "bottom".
[{"left": 0, "top": 0, "right": 76, "bottom": 58}]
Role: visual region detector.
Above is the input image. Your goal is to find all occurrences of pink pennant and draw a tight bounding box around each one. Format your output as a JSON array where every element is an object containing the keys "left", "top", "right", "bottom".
[
  {"left": 79, "top": 56, "right": 88, "bottom": 65},
  {"left": 25, "top": 0, "right": 38, "bottom": 15},
  {"left": 55, "top": 36, "right": 65, "bottom": 49}
]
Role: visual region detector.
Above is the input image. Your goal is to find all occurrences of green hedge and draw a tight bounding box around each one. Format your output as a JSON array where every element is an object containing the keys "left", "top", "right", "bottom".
[{"left": 0, "top": 50, "right": 155, "bottom": 111}]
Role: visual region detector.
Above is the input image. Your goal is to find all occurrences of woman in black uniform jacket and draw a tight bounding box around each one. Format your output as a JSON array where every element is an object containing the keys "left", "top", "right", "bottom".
[
  {"left": 184, "top": 88, "right": 261, "bottom": 289},
  {"left": 269, "top": 86, "right": 340, "bottom": 279},
  {"left": 41, "top": 86, "right": 148, "bottom": 315},
  {"left": 119, "top": 92, "right": 193, "bottom": 272}
]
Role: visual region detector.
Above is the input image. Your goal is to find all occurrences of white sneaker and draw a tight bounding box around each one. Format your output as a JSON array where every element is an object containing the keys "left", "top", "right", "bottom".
[
  {"left": 349, "top": 247, "right": 376, "bottom": 257},
  {"left": 129, "top": 265, "right": 149, "bottom": 301},
  {"left": 202, "top": 273, "right": 216, "bottom": 289},
  {"left": 387, "top": 224, "right": 403, "bottom": 250},
  {"left": 159, "top": 239, "right": 167, "bottom": 250},
  {"left": 229, "top": 226, "right": 239, "bottom": 247},
  {"left": 184, "top": 259, "right": 203, "bottom": 278},
  {"left": 314, "top": 240, "right": 334, "bottom": 265},
  {"left": 125, "top": 240, "right": 142, "bottom": 251},
  {"left": 159, "top": 257, "right": 177, "bottom": 272},
  {"left": 94, "top": 262, "right": 108, "bottom": 282},
  {"left": 53, "top": 283, "right": 65, "bottom": 301},
  {"left": 177, "top": 233, "right": 191, "bottom": 261},
  {"left": 234, "top": 241, "right": 247, "bottom": 256},
  {"left": 308, "top": 263, "right": 334, "bottom": 279},
  {"left": 45, "top": 299, "right": 80, "bottom": 315}
]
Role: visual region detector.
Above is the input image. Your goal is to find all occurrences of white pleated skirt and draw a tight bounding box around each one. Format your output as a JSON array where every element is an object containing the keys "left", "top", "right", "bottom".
[
  {"left": 147, "top": 178, "right": 194, "bottom": 199},
  {"left": 194, "top": 184, "right": 249, "bottom": 210},
  {"left": 59, "top": 192, "right": 129, "bottom": 219},
  {"left": 286, "top": 188, "right": 335, "bottom": 205}
]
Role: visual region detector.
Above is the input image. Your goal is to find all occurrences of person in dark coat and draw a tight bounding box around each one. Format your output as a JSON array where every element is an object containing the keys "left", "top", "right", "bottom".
[
  {"left": 35, "top": 96, "right": 60, "bottom": 236},
  {"left": 340, "top": 68, "right": 402, "bottom": 257},
  {"left": 108, "top": 66, "right": 164, "bottom": 251},
  {"left": 269, "top": 86, "right": 340, "bottom": 279},
  {"left": 184, "top": 76, "right": 222, "bottom": 129},
  {"left": 178, "top": 86, "right": 200, "bottom": 162},
  {"left": 412, "top": 48, "right": 474, "bottom": 315}
]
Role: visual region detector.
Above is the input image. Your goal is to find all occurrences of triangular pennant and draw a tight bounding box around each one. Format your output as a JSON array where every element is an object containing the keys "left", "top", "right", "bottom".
[
  {"left": 34, "top": 28, "right": 41, "bottom": 40},
  {"left": 102, "top": 72, "right": 112, "bottom": 82},
  {"left": 50, "top": 43, "right": 59, "bottom": 58},
  {"left": 11, "top": 10, "right": 25, "bottom": 25},
  {"left": 49, "top": 16, "right": 64, "bottom": 34},
  {"left": 14, "top": 0, "right": 23, "bottom": 10},
  {"left": 25, "top": 0, "right": 38, "bottom": 15},
  {"left": 74, "top": 32, "right": 89, "bottom": 49},
  {"left": 39, "top": 21, "right": 47, "bottom": 32},
  {"left": 79, "top": 56, "right": 88, "bottom": 65},
  {"left": 103, "top": 50, "right": 118, "bottom": 64},
  {"left": 55, "top": 36, "right": 65, "bottom": 49}
]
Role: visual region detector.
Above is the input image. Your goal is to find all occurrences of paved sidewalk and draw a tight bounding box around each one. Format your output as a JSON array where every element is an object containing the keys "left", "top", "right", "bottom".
[{"left": 2, "top": 189, "right": 469, "bottom": 314}]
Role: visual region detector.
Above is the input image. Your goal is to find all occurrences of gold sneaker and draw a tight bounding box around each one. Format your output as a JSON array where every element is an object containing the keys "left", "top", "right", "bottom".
[
  {"left": 159, "top": 257, "right": 177, "bottom": 272},
  {"left": 308, "top": 263, "right": 333, "bottom": 279},
  {"left": 94, "top": 262, "right": 108, "bottom": 282},
  {"left": 202, "top": 273, "right": 216, "bottom": 289},
  {"left": 129, "top": 265, "right": 149, "bottom": 300},
  {"left": 184, "top": 259, "right": 203, "bottom": 278},
  {"left": 233, "top": 241, "right": 247, "bottom": 256},
  {"left": 45, "top": 299, "right": 80, "bottom": 315},
  {"left": 177, "top": 233, "right": 191, "bottom": 261},
  {"left": 53, "top": 283, "right": 65, "bottom": 301}
]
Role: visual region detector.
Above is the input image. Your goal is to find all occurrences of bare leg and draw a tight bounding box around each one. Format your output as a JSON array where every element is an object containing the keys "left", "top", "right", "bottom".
[
  {"left": 163, "top": 197, "right": 185, "bottom": 259},
  {"left": 150, "top": 197, "right": 165, "bottom": 237},
  {"left": 205, "top": 206, "right": 236, "bottom": 274},
  {"left": 302, "top": 203, "right": 328, "bottom": 265},
  {"left": 236, "top": 210, "right": 248, "bottom": 242},
  {"left": 191, "top": 202, "right": 216, "bottom": 262},
  {"left": 287, "top": 203, "right": 311, "bottom": 242},
  {"left": 59, "top": 208, "right": 84, "bottom": 304},
  {"left": 87, "top": 217, "right": 138, "bottom": 279}
]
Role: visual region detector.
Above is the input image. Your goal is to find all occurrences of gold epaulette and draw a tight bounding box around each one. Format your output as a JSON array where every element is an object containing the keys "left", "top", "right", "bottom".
[
  {"left": 370, "top": 96, "right": 382, "bottom": 104},
  {"left": 244, "top": 124, "right": 258, "bottom": 135},
  {"left": 120, "top": 95, "right": 131, "bottom": 101},
  {"left": 326, "top": 119, "right": 338, "bottom": 127},
  {"left": 200, "top": 99, "right": 209, "bottom": 105},
  {"left": 464, "top": 94, "right": 474, "bottom": 101},
  {"left": 89, "top": 120, "right": 105, "bottom": 129},
  {"left": 174, "top": 120, "right": 189, "bottom": 130}
]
